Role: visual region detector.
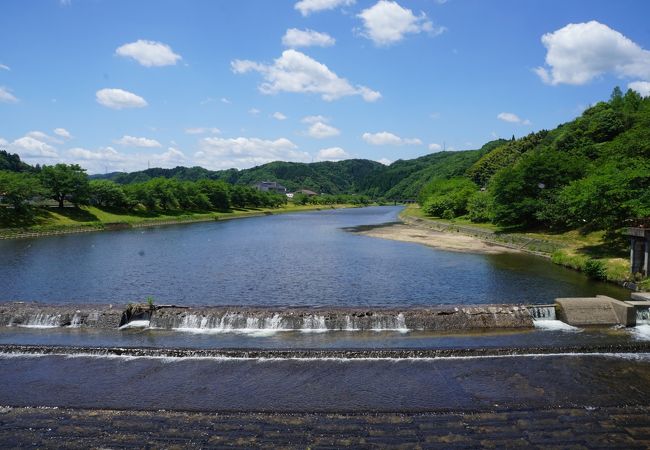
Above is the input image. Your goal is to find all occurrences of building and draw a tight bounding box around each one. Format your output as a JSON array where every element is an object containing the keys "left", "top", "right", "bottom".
[
  {"left": 295, "top": 189, "right": 318, "bottom": 197},
  {"left": 252, "top": 181, "right": 287, "bottom": 194},
  {"left": 627, "top": 218, "right": 650, "bottom": 276}
]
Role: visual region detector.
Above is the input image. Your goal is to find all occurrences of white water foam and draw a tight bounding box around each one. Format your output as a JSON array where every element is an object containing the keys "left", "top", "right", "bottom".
[
  {"left": 533, "top": 319, "right": 580, "bottom": 332},
  {"left": 118, "top": 320, "right": 151, "bottom": 330},
  {"left": 630, "top": 324, "right": 650, "bottom": 341}
]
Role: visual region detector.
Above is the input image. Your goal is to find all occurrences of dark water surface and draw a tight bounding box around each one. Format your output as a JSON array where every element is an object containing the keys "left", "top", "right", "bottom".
[
  {"left": 2, "top": 352, "right": 650, "bottom": 412},
  {"left": 0, "top": 206, "right": 628, "bottom": 306}
]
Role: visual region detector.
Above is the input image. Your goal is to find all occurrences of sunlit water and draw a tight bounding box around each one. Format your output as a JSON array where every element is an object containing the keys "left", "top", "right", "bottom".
[{"left": 0, "top": 206, "right": 628, "bottom": 306}]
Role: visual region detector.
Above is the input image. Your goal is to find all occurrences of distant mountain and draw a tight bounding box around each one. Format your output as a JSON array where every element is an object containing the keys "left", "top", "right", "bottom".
[{"left": 90, "top": 144, "right": 506, "bottom": 199}]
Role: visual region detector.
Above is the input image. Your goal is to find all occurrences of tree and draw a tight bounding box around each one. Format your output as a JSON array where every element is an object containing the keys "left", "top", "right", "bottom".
[
  {"left": 0, "top": 171, "right": 44, "bottom": 210},
  {"left": 88, "top": 180, "right": 128, "bottom": 208},
  {"left": 40, "top": 164, "right": 89, "bottom": 208}
]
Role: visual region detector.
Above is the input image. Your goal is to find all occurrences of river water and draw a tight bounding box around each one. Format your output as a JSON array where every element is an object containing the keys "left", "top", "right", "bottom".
[{"left": 0, "top": 206, "right": 628, "bottom": 306}]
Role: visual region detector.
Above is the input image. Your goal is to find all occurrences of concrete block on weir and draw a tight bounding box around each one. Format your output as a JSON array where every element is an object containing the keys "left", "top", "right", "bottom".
[
  {"left": 596, "top": 295, "right": 635, "bottom": 327},
  {"left": 555, "top": 297, "right": 620, "bottom": 326},
  {"left": 632, "top": 292, "right": 650, "bottom": 302}
]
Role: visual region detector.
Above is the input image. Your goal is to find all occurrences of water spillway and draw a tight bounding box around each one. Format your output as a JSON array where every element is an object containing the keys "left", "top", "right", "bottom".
[{"left": 0, "top": 303, "right": 534, "bottom": 332}]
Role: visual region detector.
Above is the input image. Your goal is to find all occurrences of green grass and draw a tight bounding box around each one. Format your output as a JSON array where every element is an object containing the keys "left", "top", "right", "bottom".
[{"left": 0, "top": 203, "right": 357, "bottom": 234}]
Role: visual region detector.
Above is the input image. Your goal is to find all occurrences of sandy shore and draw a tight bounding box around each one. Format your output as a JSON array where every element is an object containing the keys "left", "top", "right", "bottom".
[{"left": 357, "top": 223, "right": 519, "bottom": 254}]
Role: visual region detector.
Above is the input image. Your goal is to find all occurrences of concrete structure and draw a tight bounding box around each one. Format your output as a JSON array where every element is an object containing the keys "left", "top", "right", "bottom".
[
  {"left": 627, "top": 220, "right": 650, "bottom": 275},
  {"left": 252, "top": 181, "right": 287, "bottom": 194},
  {"left": 555, "top": 296, "right": 635, "bottom": 327}
]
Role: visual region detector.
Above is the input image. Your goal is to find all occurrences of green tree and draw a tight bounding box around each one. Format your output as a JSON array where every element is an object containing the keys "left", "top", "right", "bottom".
[
  {"left": 88, "top": 180, "right": 128, "bottom": 208},
  {"left": 0, "top": 171, "right": 44, "bottom": 210},
  {"left": 40, "top": 164, "right": 90, "bottom": 208}
]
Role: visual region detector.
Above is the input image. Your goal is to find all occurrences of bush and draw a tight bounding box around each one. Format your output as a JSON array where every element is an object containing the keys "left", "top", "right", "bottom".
[{"left": 583, "top": 259, "right": 608, "bottom": 281}]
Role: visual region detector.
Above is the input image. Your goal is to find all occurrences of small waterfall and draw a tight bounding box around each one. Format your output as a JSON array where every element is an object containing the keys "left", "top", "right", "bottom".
[
  {"left": 529, "top": 305, "right": 579, "bottom": 332},
  {"left": 172, "top": 313, "right": 288, "bottom": 333},
  {"left": 68, "top": 312, "right": 82, "bottom": 328},
  {"left": 636, "top": 307, "right": 650, "bottom": 325},
  {"left": 301, "top": 315, "right": 327, "bottom": 332},
  {"left": 529, "top": 306, "right": 556, "bottom": 320},
  {"left": 20, "top": 313, "right": 62, "bottom": 328}
]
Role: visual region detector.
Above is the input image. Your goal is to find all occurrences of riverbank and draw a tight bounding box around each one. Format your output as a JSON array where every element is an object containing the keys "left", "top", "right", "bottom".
[
  {"left": 397, "top": 205, "right": 642, "bottom": 290},
  {"left": 0, "top": 203, "right": 358, "bottom": 240}
]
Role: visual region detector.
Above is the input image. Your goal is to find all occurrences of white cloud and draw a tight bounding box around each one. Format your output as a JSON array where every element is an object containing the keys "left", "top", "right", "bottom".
[
  {"left": 282, "top": 28, "right": 336, "bottom": 48},
  {"left": 0, "top": 64, "right": 9, "bottom": 71},
  {"left": 26, "top": 131, "right": 63, "bottom": 144},
  {"left": 221, "top": 97, "right": 231, "bottom": 104},
  {"left": 194, "top": 136, "right": 310, "bottom": 170},
  {"left": 0, "top": 86, "right": 18, "bottom": 103},
  {"left": 115, "top": 40, "right": 182, "bottom": 67},
  {"left": 248, "top": 108, "right": 261, "bottom": 116},
  {"left": 497, "top": 112, "right": 531, "bottom": 125},
  {"left": 184, "top": 127, "right": 221, "bottom": 135},
  {"left": 362, "top": 131, "right": 422, "bottom": 146},
  {"left": 629, "top": 81, "right": 650, "bottom": 97},
  {"left": 96, "top": 88, "right": 148, "bottom": 109},
  {"left": 53, "top": 128, "right": 72, "bottom": 139},
  {"left": 294, "top": 0, "right": 355, "bottom": 16},
  {"left": 302, "top": 114, "right": 328, "bottom": 124},
  {"left": 316, "top": 147, "right": 350, "bottom": 161},
  {"left": 10, "top": 136, "right": 59, "bottom": 159},
  {"left": 115, "top": 135, "right": 162, "bottom": 148},
  {"left": 66, "top": 146, "right": 187, "bottom": 173},
  {"left": 232, "top": 49, "right": 381, "bottom": 102},
  {"left": 307, "top": 121, "right": 340, "bottom": 138},
  {"left": 272, "top": 112, "right": 287, "bottom": 120},
  {"left": 535, "top": 21, "right": 650, "bottom": 86},
  {"left": 357, "top": 1, "right": 445, "bottom": 46},
  {"left": 428, "top": 143, "right": 442, "bottom": 151},
  {"left": 377, "top": 157, "right": 392, "bottom": 165}
]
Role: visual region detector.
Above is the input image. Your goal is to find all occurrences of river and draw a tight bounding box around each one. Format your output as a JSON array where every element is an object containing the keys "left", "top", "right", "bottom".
[{"left": 0, "top": 206, "right": 628, "bottom": 306}]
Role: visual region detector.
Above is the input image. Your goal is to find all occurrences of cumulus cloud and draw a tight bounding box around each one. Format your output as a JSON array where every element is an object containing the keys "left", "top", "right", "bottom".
[
  {"left": 377, "top": 157, "right": 392, "bottom": 165},
  {"left": 232, "top": 49, "right": 380, "bottom": 102},
  {"left": 66, "top": 146, "right": 187, "bottom": 173},
  {"left": 294, "top": 0, "right": 355, "bottom": 16},
  {"left": 115, "top": 135, "right": 162, "bottom": 148},
  {"left": 53, "top": 128, "right": 72, "bottom": 139},
  {"left": 26, "top": 131, "right": 64, "bottom": 145},
  {"left": 629, "top": 81, "right": 650, "bottom": 97},
  {"left": 357, "top": 1, "right": 445, "bottom": 46},
  {"left": 9, "top": 136, "right": 59, "bottom": 159},
  {"left": 428, "top": 143, "right": 442, "bottom": 151},
  {"left": 0, "top": 64, "right": 9, "bottom": 71},
  {"left": 272, "top": 112, "right": 287, "bottom": 120},
  {"left": 362, "top": 131, "right": 422, "bottom": 146},
  {"left": 306, "top": 121, "right": 340, "bottom": 138},
  {"left": 316, "top": 147, "right": 350, "bottom": 161},
  {"left": 497, "top": 112, "right": 531, "bottom": 125},
  {"left": 535, "top": 21, "right": 650, "bottom": 86},
  {"left": 184, "top": 127, "right": 221, "bottom": 135},
  {"left": 115, "top": 40, "right": 182, "bottom": 67},
  {"left": 302, "top": 115, "right": 328, "bottom": 124},
  {"left": 194, "top": 136, "right": 310, "bottom": 169},
  {"left": 248, "top": 108, "right": 261, "bottom": 116},
  {"left": 282, "top": 28, "right": 336, "bottom": 48},
  {"left": 96, "top": 88, "right": 148, "bottom": 109},
  {"left": 0, "top": 86, "right": 18, "bottom": 103}
]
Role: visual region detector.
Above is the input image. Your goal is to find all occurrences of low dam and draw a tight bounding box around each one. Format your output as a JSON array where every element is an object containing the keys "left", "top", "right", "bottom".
[{"left": 0, "top": 303, "right": 534, "bottom": 332}]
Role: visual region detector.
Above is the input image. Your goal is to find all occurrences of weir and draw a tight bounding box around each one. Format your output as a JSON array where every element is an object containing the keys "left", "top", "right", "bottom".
[{"left": 0, "top": 303, "right": 534, "bottom": 332}]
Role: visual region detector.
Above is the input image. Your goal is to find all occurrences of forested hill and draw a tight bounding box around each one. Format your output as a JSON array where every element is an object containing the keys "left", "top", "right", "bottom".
[
  {"left": 418, "top": 87, "right": 650, "bottom": 234},
  {"left": 90, "top": 143, "right": 503, "bottom": 198}
]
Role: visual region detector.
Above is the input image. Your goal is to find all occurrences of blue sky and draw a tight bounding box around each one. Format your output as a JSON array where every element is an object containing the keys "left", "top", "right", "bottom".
[{"left": 1, "top": 0, "right": 649, "bottom": 174}]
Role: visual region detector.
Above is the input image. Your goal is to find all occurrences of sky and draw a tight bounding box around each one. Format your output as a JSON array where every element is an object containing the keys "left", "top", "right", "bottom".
[{"left": 1, "top": 0, "right": 650, "bottom": 174}]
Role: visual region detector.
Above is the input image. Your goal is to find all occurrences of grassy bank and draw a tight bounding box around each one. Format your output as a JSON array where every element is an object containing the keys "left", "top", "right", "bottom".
[
  {"left": 400, "top": 205, "right": 641, "bottom": 289},
  {"left": 0, "top": 203, "right": 358, "bottom": 239}
]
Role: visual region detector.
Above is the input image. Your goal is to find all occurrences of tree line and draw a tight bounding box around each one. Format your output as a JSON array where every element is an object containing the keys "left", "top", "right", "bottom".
[{"left": 0, "top": 164, "right": 289, "bottom": 213}]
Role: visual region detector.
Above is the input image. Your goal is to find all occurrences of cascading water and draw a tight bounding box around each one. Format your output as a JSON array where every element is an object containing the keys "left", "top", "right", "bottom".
[
  {"left": 631, "top": 307, "right": 650, "bottom": 340},
  {"left": 68, "top": 312, "right": 82, "bottom": 328},
  {"left": 529, "top": 305, "right": 578, "bottom": 332},
  {"left": 19, "top": 313, "right": 62, "bottom": 328}
]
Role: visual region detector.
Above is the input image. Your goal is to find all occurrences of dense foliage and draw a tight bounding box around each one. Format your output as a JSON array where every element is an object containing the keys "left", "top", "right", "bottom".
[{"left": 418, "top": 87, "right": 650, "bottom": 240}]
